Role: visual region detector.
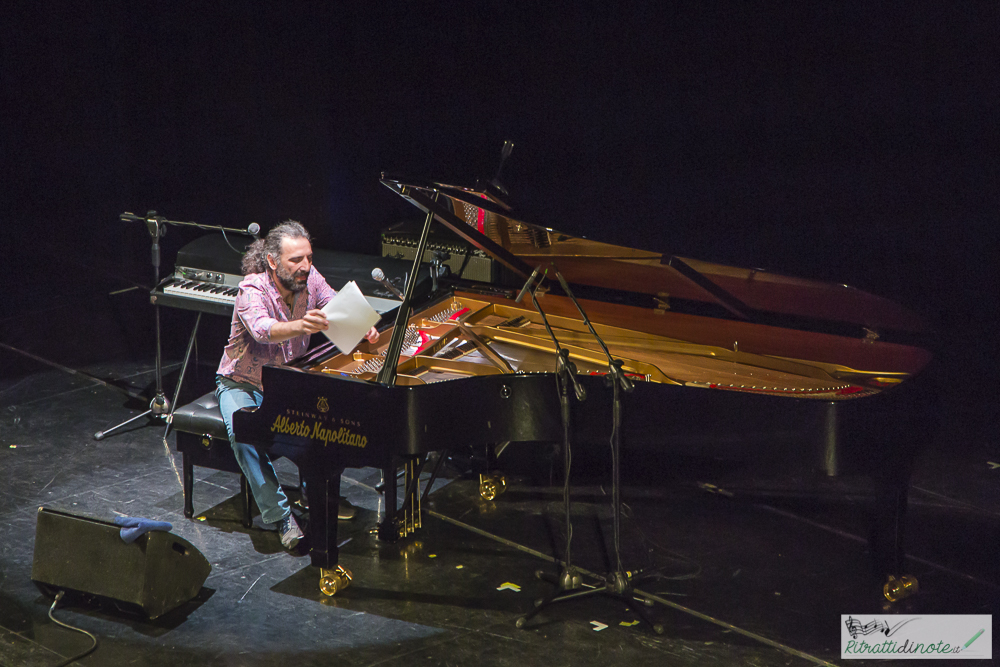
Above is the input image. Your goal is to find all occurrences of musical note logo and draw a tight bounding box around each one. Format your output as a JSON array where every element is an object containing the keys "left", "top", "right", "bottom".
[{"left": 844, "top": 616, "right": 918, "bottom": 639}]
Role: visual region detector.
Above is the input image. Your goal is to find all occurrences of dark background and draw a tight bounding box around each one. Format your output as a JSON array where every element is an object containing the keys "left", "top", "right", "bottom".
[{"left": 1, "top": 2, "right": 997, "bottom": 451}]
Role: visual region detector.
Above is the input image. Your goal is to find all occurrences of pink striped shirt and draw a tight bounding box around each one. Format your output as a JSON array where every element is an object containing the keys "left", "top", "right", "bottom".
[{"left": 216, "top": 266, "right": 335, "bottom": 390}]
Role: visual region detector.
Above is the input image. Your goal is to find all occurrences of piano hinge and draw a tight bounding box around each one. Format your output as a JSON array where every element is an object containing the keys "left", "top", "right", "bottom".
[
  {"left": 653, "top": 293, "right": 670, "bottom": 314},
  {"left": 862, "top": 327, "right": 880, "bottom": 343}
]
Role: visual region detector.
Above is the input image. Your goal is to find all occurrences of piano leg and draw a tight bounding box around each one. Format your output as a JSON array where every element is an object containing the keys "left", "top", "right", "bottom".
[
  {"left": 302, "top": 464, "right": 341, "bottom": 569},
  {"left": 302, "top": 461, "right": 353, "bottom": 596},
  {"left": 860, "top": 368, "right": 937, "bottom": 603},
  {"left": 870, "top": 472, "right": 908, "bottom": 574},
  {"left": 870, "top": 477, "right": 920, "bottom": 602}
]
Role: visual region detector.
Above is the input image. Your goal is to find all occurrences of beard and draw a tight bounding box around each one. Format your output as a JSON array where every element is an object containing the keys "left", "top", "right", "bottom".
[{"left": 274, "top": 264, "right": 309, "bottom": 293}]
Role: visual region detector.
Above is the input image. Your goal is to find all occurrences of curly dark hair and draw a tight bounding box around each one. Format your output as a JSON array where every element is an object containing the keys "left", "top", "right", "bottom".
[{"left": 241, "top": 220, "right": 312, "bottom": 275}]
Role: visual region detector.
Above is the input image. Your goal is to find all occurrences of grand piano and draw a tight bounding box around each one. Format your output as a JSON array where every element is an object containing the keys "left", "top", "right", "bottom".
[{"left": 234, "top": 174, "right": 934, "bottom": 598}]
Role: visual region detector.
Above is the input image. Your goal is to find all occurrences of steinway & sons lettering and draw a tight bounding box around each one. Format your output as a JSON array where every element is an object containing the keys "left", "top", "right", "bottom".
[{"left": 269, "top": 415, "right": 368, "bottom": 448}]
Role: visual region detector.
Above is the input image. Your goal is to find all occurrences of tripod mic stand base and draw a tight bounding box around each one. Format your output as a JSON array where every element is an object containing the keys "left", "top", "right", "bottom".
[
  {"left": 516, "top": 568, "right": 664, "bottom": 635},
  {"left": 94, "top": 392, "right": 173, "bottom": 440},
  {"left": 554, "top": 568, "right": 583, "bottom": 591},
  {"left": 94, "top": 408, "right": 155, "bottom": 440},
  {"left": 150, "top": 392, "right": 171, "bottom": 416}
]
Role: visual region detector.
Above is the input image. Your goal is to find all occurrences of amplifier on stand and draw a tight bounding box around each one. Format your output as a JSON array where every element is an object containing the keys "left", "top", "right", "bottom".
[{"left": 381, "top": 221, "right": 500, "bottom": 284}]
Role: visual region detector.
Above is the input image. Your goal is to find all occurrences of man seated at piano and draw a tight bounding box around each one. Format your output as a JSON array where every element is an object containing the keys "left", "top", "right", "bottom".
[{"left": 216, "top": 220, "right": 379, "bottom": 550}]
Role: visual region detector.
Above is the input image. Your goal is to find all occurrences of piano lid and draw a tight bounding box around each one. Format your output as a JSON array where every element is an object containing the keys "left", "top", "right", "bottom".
[{"left": 381, "top": 174, "right": 929, "bottom": 337}]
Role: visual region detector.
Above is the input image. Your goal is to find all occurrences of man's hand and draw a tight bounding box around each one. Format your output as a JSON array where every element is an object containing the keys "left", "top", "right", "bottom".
[
  {"left": 300, "top": 309, "right": 330, "bottom": 335},
  {"left": 365, "top": 326, "right": 380, "bottom": 343},
  {"left": 266, "top": 309, "right": 328, "bottom": 344}
]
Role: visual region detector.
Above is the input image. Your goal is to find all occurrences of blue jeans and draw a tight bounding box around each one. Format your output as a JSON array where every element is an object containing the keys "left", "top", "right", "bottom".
[{"left": 216, "top": 376, "right": 290, "bottom": 524}]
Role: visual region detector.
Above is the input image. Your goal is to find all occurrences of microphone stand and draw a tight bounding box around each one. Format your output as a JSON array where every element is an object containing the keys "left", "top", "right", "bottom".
[
  {"left": 515, "top": 270, "right": 591, "bottom": 628},
  {"left": 518, "top": 264, "right": 664, "bottom": 635},
  {"left": 374, "top": 196, "right": 437, "bottom": 541},
  {"left": 94, "top": 211, "right": 257, "bottom": 442}
]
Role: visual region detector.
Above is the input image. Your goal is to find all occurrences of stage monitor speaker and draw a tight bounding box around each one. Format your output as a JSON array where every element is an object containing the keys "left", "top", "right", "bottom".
[{"left": 30, "top": 507, "right": 211, "bottom": 619}]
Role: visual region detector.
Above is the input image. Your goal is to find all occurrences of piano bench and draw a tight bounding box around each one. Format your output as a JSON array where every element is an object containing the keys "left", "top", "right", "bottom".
[{"left": 172, "top": 391, "right": 253, "bottom": 528}]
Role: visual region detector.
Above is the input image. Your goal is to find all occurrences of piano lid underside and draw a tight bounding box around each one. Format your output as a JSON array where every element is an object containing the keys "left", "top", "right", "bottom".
[
  {"left": 307, "top": 294, "right": 916, "bottom": 400},
  {"left": 383, "top": 177, "right": 929, "bottom": 336}
]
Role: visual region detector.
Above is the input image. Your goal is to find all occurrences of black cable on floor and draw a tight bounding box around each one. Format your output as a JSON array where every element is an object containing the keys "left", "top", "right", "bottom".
[{"left": 46, "top": 592, "right": 99, "bottom": 667}]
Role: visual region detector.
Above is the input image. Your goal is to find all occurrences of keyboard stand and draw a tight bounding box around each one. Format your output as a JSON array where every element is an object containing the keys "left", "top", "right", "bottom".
[{"left": 160, "top": 311, "right": 203, "bottom": 444}]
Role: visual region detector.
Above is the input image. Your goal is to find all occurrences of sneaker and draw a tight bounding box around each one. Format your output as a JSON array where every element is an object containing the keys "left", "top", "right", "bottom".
[{"left": 277, "top": 514, "right": 303, "bottom": 549}]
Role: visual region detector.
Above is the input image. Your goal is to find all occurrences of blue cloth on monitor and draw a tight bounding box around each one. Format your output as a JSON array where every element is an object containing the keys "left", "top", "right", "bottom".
[{"left": 113, "top": 516, "right": 173, "bottom": 543}]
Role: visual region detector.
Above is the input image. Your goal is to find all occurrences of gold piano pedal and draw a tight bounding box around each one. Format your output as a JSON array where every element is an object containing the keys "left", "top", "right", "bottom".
[
  {"left": 479, "top": 473, "right": 507, "bottom": 501},
  {"left": 883, "top": 574, "right": 918, "bottom": 602},
  {"left": 319, "top": 565, "right": 353, "bottom": 597},
  {"left": 398, "top": 459, "right": 423, "bottom": 539}
]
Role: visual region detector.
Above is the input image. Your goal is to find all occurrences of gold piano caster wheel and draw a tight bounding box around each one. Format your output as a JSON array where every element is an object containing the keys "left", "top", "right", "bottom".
[
  {"left": 319, "top": 565, "right": 353, "bottom": 597},
  {"left": 479, "top": 473, "right": 507, "bottom": 501},
  {"left": 883, "top": 574, "right": 918, "bottom": 602}
]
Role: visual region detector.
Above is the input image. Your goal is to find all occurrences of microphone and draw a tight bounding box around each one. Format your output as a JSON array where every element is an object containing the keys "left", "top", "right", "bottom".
[
  {"left": 371, "top": 268, "right": 404, "bottom": 299},
  {"left": 247, "top": 222, "right": 260, "bottom": 239},
  {"left": 514, "top": 265, "right": 542, "bottom": 303},
  {"left": 491, "top": 139, "right": 514, "bottom": 196}
]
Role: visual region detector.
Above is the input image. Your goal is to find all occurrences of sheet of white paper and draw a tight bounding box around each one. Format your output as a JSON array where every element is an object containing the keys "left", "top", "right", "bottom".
[
  {"left": 320, "top": 281, "right": 381, "bottom": 354},
  {"left": 364, "top": 294, "right": 401, "bottom": 314}
]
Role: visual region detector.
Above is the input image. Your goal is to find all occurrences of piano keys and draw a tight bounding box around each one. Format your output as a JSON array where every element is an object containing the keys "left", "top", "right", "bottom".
[
  {"left": 233, "top": 174, "right": 934, "bottom": 595},
  {"left": 162, "top": 279, "right": 241, "bottom": 312},
  {"left": 151, "top": 233, "right": 431, "bottom": 319}
]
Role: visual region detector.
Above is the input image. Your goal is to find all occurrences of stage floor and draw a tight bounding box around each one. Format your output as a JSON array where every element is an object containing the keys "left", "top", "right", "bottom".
[{"left": 0, "top": 287, "right": 997, "bottom": 666}]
